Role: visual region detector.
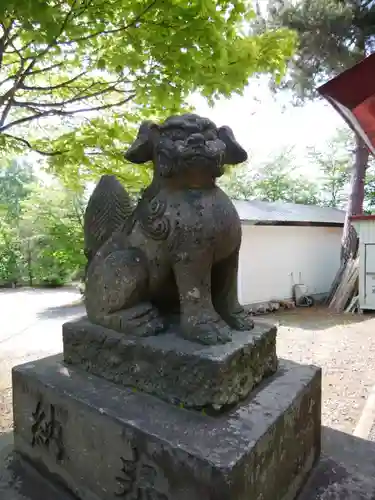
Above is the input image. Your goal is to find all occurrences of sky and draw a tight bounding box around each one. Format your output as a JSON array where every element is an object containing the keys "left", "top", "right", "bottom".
[{"left": 190, "top": 76, "right": 345, "bottom": 179}]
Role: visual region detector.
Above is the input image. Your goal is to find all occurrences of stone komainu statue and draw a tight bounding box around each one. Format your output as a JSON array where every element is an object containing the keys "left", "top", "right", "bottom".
[{"left": 84, "top": 114, "right": 254, "bottom": 345}]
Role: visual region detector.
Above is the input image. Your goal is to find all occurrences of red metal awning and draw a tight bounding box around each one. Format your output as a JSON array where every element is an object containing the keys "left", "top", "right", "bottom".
[{"left": 317, "top": 53, "right": 375, "bottom": 156}]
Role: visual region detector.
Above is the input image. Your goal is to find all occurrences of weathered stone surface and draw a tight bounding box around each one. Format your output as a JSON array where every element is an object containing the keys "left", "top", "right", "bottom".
[
  {"left": 63, "top": 317, "right": 277, "bottom": 409},
  {"left": 6, "top": 453, "right": 375, "bottom": 500},
  {"left": 13, "top": 354, "right": 321, "bottom": 500},
  {"left": 84, "top": 114, "right": 255, "bottom": 345}
]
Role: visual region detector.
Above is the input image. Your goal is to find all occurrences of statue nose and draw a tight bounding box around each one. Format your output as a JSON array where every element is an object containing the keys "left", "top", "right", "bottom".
[{"left": 186, "top": 133, "right": 205, "bottom": 146}]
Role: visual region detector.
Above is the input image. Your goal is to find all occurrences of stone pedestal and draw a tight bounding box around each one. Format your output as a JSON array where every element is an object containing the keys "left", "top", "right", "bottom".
[
  {"left": 12, "top": 320, "right": 322, "bottom": 500},
  {"left": 63, "top": 319, "right": 277, "bottom": 409}
]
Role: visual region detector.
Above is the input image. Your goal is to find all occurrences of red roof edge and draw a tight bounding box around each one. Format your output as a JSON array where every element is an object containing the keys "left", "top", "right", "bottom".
[{"left": 350, "top": 214, "right": 375, "bottom": 222}]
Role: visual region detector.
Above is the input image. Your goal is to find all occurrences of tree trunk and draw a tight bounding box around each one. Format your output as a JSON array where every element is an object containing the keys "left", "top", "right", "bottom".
[
  {"left": 326, "top": 135, "right": 369, "bottom": 305},
  {"left": 26, "top": 240, "right": 33, "bottom": 287},
  {"left": 340, "top": 134, "right": 369, "bottom": 261}
]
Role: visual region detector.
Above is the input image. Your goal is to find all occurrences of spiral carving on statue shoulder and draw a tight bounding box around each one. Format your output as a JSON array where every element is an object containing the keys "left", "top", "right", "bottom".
[{"left": 137, "top": 196, "right": 170, "bottom": 241}]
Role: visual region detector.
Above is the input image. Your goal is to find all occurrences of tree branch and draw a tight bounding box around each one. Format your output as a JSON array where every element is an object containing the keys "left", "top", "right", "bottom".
[
  {"left": 26, "top": 62, "right": 65, "bottom": 76},
  {"left": 0, "top": 61, "right": 65, "bottom": 121},
  {"left": 0, "top": 20, "right": 16, "bottom": 70},
  {"left": 0, "top": 94, "right": 135, "bottom": 133},
  {"left": 8, "top": 37, "right": 37, "bottom": 57},
  {"left": 2, "top": 132, "right": 64, "bottom": 156},
  {"left": 0, "top": 111, "right": 53, "bottom": 132},
  {"left": 0, "top": 57, "right": 26, "bottom": 121},
  {"left": 52, "top": 95, "right": 136, "bottom": 115},
  {"left": 1, "top": 0, "right": 79, "bottom": 101},
  {"left": 0, "top": 1, "right": 84, "bottom": 127},
  {"left": 14, "top": 82, "right": 131, "bottom": 108},
  {"left": 71, "top": 196, "right": 84, "bottom": 228},
  {"left": 59, "top": 0, "right": 158, "bottom": 46},
  {"left": 0, "top": 1, "right": 140, "bottom": 133},
  {"left": 0, "top": 75, "right": 13, "bottom": 88},
  {"left": 19, "top": 71, "right": 87, "bottom": 91}
]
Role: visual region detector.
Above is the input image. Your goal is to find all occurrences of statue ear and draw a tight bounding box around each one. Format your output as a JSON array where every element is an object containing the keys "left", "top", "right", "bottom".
[
  {"left": 218, "top": 126, "right": 248, "bottom": 165},
  {"left": 124, "top": 121, "right": 157, "bottom": 164}
]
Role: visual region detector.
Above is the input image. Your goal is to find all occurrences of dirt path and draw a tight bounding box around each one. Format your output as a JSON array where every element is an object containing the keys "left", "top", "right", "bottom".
[{"left": 0, "top": 288, "right": 84, "bottom": 434}]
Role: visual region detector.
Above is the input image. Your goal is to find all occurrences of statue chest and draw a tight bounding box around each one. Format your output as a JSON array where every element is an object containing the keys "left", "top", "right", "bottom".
[{"left": 165, "top": 189, "right": 242, "bottom": 260}]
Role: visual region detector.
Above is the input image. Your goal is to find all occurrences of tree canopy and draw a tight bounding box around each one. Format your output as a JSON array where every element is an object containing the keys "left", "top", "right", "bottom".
[
  {"left": 0, "top": 0, "right": 296, "bottom": 189},
  {"left": 264, "top": 0, "right": 374, "bottom": 101}
]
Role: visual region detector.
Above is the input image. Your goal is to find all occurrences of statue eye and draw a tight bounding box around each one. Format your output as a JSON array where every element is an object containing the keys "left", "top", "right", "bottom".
[
  {"left": 170, "top": 129, "right": 186, "bottom": 141},
  {"left": 205, "top": 131, "right": 216, "bottom": 141}
]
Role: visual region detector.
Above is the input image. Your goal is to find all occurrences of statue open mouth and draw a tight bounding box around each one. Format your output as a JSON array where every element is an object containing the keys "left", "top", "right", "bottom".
[{"left": 182, "top": 146, "right": 221, "bottom": 163}]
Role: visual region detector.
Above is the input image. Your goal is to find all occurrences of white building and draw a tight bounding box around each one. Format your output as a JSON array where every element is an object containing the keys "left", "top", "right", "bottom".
[
  {"left": 351, "top": 215, "right": 375, "bottom": 311},
  {"left": 234, "top": 200, "right": 345, "bottom": 306}
]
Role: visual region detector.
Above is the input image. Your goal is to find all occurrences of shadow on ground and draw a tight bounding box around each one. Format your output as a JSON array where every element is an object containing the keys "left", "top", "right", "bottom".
[
  {"left": 0, "top": 430, "right": 74, "bottom": 500},
  {"left": 321, "top": 426, "right": 375, "bottom": 478},
  {"left": 266, "top": 306, "right": 375, "bottom": 332},
  {"left": 37, "top": 301, "right": 85, "bottom": 320},
  {"left": 2, "top": 426, "right": 375, "bottom": 499},
  {"left": 300, "top": 426, "right": 375, "bottom": 499},
  {"left": 0, "top": 286, "right": 80, "bottom": 297}
]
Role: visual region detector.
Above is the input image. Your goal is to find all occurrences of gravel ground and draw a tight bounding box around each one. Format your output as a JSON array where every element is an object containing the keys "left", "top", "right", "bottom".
[
  {"left": 0, "top": 390, "right": 12, "bottom": 435},
  {"left": 368, "top": 425, "right": 375, "bottom": 441},
  {"left": 270, "top": 306, "right": 375, "bottom": 434}
]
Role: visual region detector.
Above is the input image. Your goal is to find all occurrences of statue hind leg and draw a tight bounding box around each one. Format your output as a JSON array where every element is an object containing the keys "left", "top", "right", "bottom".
[{"left": 85, "top": 247, "right": 166, "bottom": 336}]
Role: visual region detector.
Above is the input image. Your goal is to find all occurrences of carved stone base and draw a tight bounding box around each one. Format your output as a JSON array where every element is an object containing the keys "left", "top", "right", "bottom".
[
  {"left": 63, "top": 318, "right": 277, "bottom": 409},
  {"left": 12, "top": 355, "right": 321, "bottom": 500}
]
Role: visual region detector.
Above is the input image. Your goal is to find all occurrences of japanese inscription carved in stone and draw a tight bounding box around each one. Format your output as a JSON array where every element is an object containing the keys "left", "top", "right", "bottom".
[
  {"left": 84, "top": 113, "right": 254, "bottom": 345},
  {"left": 31, "top": 400, "right": 64, "bottom": 461},
  {"left": 115, "top": 446, "right": 168, "bottom": 499}
]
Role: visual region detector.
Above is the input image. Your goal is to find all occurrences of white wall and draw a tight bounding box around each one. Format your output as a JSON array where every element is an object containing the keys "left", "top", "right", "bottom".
[
  {"left": 238, "top": 224, "right": 342, "bottom": 305},
  {"left": 352, "top": 220, "right": 375, "bottom": 310}
]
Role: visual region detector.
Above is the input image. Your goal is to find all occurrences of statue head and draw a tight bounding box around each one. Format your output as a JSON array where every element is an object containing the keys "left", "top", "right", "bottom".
[{"left": 124, "top": 114, "right": 247, "bottom": 189}]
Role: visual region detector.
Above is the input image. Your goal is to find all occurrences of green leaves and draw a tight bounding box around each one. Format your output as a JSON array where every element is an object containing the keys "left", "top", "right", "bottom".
[
  {"left": 0, "top": 159, "right": 34, "bottom": 220},
  {"left": 220, "top": 148, "right": 319, "bottom": 206},
  {"left": 20, "top": 182, "right": 86, "bottom": 285},
  {"left": 40, "top": 115, "right": 154, "bottom": 192},
  {"left": 0, "top": 0, "right": 296, "bottom": 189},
  {"left": 0, "top": 159, "right": 86, "bottom": 286},
  {"left": 307, "top": 129, "right": 352, "bottom": 208}
]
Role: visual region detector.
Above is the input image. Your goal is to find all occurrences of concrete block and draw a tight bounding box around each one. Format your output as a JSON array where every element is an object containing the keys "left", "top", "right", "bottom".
[
  {"left": 12, "top": 355, "right": 321, "bottom": 500},
  {"left": 63, "top": 318, "right": 277, "bottom": 409}
]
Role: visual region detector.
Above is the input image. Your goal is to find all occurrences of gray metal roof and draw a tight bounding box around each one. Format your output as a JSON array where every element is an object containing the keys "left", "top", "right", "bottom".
[{"left": 232, "top": 199, "right": 345, "bottom": 225}]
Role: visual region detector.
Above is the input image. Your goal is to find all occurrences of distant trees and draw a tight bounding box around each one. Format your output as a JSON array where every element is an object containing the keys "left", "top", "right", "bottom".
[
  {"left": 307, "top": 129, "right": 352, "bottom": 209},
  {"left": 221, "top": 132, "right": 353, "bottom": 208},
  {"left": 259, "top": 0, "right": 375, "bottom": 258},
  {"left": 221, "top": 148, "right": 320, "bottom": 204},
  {"left": 0, "top": 160, "right": 85, "bottom": 287},
  {"left": 0, "top": 126, "right": 365, "bottom": 288}
]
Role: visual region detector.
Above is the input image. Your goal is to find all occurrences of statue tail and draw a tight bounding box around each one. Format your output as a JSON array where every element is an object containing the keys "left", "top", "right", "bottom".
[{"left": 84, "top": 175, "right": 133, "bottom": 264}]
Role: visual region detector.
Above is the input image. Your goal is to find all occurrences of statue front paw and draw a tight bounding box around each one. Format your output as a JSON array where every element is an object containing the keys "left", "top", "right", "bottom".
[
  {"left": 182, "top": 316, "right": 233, "bottom": 345},
  {"left": 97, "top": 303, "right": 167, "bottom": 337},
  {"left": 224, "top": 307, "right": 254, "bottom": 331}
]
